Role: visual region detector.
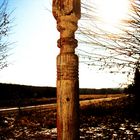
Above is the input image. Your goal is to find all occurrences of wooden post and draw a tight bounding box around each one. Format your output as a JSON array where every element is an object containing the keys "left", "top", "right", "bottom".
[{"left": 52, "top": 0, "right": 81, "bottom": 140}]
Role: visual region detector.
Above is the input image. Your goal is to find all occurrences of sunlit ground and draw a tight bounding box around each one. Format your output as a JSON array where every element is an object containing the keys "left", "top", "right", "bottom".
[{"left": 0, "top": 95, "right": 140, "bottom": 139}]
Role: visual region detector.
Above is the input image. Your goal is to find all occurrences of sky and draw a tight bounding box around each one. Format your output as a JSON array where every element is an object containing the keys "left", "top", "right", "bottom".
[{"left": 0, "top": 0, "right": 130, "bottom": 88}]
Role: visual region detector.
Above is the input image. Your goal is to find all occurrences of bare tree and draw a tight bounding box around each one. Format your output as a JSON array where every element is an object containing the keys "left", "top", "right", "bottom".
[
  {"left": 0, "top": 0, "right": 11, "bottom": 69},
  {"left": 77, "top": 0, "right": 140, "bottom": 85}
]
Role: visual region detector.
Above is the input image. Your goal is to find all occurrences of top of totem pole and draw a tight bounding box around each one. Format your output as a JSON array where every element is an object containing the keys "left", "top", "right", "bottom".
[{"left": 52, "top": 0, "right": 81, "bottom": 19}]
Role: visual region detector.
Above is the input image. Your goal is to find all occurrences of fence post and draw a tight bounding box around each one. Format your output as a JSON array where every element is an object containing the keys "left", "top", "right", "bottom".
[{"left": 52, "top": 1, "right": 81, "bottom": 139}]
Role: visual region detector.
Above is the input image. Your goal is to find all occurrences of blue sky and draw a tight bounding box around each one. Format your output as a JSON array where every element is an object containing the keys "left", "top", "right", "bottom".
[{"left": 0, "top": 0, "right": 128, "bottom": 88}]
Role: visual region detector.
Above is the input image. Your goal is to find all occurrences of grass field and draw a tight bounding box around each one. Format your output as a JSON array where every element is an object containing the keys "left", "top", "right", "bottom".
[
  {"left": 1, "top": 94, "right": 139, "bottom": 139},
  {"left": 80, "top": 93, "right": 125, "bottom": 100},
  {"left": 0, "top": 93, "right": 126, "bottom": 108}
]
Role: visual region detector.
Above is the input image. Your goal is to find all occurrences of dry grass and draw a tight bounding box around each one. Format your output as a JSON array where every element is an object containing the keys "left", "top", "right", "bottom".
[
  {"left": 80, "top": 93, "right": 126, "bottom": 100},
  {"left": 0, "top": 94, "right": 135, "bottom": 139}
]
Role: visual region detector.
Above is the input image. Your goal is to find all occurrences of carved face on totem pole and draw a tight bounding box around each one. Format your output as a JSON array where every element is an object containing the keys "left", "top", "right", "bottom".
[{"left": 52, "top": 0, "right": 81, "bottom": 19}]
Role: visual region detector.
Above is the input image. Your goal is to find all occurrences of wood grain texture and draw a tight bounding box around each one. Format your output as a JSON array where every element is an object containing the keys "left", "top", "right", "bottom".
[{"left": 53, "top": 0, "right": 81, "bottom": 139}]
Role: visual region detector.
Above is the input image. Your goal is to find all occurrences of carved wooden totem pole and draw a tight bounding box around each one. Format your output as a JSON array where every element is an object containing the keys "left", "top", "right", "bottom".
[{"left": 52, "top": 0, "right": 81, "bottom": 139}]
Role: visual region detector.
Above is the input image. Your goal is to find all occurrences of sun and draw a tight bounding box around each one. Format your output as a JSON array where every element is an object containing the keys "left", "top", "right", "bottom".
[{"left": 94, "top": 0, "right": 130, "bottom": 26}]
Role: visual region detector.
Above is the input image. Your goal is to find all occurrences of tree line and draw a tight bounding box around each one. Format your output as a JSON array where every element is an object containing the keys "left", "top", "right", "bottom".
[
  {"left": 0, "top": 83, "right": 123, "bottom": 100},
  {"left": 0, "top": 83, "right": 56, "bottom": 100}
]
